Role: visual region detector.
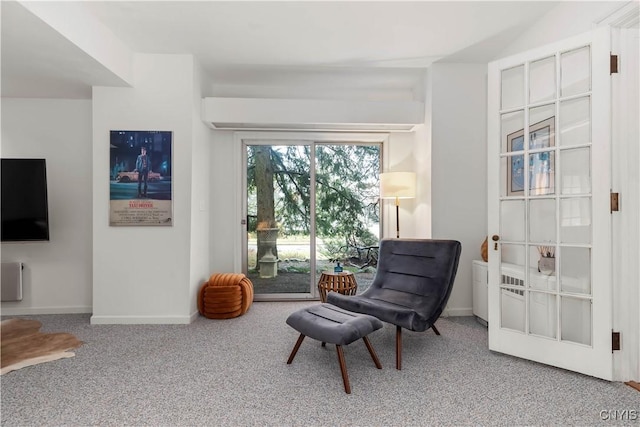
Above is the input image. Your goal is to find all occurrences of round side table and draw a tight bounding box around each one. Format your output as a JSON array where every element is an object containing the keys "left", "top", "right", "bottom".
[{"left": 317, "top": 271, "right": 358, "bottom": 302}]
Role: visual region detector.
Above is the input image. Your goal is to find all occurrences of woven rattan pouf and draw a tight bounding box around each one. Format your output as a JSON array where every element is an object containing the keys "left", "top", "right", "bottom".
[{"left": 198, "top": 273, "right": 254, "bottom": 319}]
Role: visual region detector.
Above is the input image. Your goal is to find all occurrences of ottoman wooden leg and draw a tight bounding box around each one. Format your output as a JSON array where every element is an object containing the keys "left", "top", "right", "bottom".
[
  {"left": 396, "top": 325, "right": 402, "bottom": 370},
  {"left": 335, "top": 345, "right": 351, "bottom": 394},
  {"left": 362, "top": 336, "right": 382, "bottom": 369},
  {"left": 287, "top": 334, "right": 306, "bottom": 364}
]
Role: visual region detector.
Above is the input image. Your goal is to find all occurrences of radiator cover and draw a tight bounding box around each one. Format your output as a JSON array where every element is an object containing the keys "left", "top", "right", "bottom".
[{"left": 1, "top": 262, "right": 23, "bottom": 301}]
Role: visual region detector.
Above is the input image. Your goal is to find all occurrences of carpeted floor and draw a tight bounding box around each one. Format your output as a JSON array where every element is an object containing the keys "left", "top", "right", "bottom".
[{"left": 1, "top": 302, "right": 638, "bottom": 426}]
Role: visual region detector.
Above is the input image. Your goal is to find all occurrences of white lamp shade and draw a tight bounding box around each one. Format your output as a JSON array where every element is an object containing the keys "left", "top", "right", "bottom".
[{"left": 379, "top": 172, "right": 416, "bottom": 199}]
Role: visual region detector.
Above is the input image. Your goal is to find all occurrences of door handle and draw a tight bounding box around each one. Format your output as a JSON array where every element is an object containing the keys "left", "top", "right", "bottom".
[{"left": 492, "top": 235, "right": 499, "bottom": 250}]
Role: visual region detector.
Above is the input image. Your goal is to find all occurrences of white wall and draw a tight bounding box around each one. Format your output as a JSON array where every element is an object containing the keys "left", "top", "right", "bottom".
[
  {"left": 385, "top": 131, "right": 422, "bottom": 240},
  {"left": 430, "top": 63, "right": 488, "bottom": 316},
  {"left": 1, "top": 98, "right": 93, "bottom": 314},
  {"left": 413, "top": 70, "right": 432, "bottom": 239},
  {"left": 208, "top": 130, "right": 238, "bottom": 273},
  {"left": 497, "top": 2, "right": 623, "bottom": 58},
  {"left": 189, "top": 59, "right": 213, "bottom": 316},
  {"left": 91, "top": 53, "right": 205, "bottom": 324}
]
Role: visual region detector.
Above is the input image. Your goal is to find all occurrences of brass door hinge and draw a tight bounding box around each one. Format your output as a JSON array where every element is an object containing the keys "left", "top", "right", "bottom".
[
  {"left": 611, "top": 192, "right": 620, "bottom": 212},
  {"left": 610, "top": 54, "right": 619, "bottom": 74},
  {"left": 612, "top": 331, "right": 621, "bottom": 352}
]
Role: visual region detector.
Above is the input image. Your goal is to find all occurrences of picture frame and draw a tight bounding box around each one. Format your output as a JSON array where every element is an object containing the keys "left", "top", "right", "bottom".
[
  {"left": 506, "top": 117, "right": 555, "bottom": 196},
  {"left": 109, "top": 130, "right": 173, "bottom": 226}
]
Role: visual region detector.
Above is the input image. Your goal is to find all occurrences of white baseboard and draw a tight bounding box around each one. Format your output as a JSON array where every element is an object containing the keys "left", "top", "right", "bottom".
[
  {"left": 0, "top": 306, "right": 92, "bottom": 316},
  {"left": 90, "top": 315, "right": 192, "bottom": 325},
  {"left": 442, "top": 307, "right": 473, "bottom": 317}
]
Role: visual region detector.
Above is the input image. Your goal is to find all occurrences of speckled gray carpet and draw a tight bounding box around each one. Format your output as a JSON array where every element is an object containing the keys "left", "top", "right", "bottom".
[{"left": 1, "top": 302, "right": 638, "bottom": 426}]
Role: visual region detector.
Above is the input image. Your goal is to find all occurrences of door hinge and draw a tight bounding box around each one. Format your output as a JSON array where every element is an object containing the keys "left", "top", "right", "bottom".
[
  {"left": 611, "top": 192, "right": 620, "bottom": 212},
  {"left": 610, "top": 54, "right": 619, "bottom": 74},
  {"left": 612, "top": 331, "right": 621, "bottom": 352}
]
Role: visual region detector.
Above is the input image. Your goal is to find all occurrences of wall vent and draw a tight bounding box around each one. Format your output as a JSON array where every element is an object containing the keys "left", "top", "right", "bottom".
[{"left": 202, "top": 97, "right": 424, "bottom": 132}]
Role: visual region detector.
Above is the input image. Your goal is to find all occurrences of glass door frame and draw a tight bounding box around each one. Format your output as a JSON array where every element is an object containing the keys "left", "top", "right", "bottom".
[{"left": 234, "top": 131, "right": 390, "bottom": 301}]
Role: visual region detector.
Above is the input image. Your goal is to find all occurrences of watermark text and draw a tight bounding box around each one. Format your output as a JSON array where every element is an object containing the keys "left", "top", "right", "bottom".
[{"left": 599, "top": 409, "right": 638, "bottom": 421}]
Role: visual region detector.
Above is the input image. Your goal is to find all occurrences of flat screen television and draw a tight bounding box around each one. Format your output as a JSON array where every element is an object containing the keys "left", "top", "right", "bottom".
[{"left": 1, "top": 158, "right": 50, "bottom": 242}]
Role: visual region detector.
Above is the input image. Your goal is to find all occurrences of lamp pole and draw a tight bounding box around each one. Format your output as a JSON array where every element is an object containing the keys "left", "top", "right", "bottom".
[
  {"left": 395, "top": 196, "right": 400, "bottom": 238},
  {"left": 379, "top": 171, "right": 416, "bottom": 240}
]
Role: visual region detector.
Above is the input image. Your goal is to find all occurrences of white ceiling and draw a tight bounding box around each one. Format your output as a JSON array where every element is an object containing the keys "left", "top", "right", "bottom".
[{"left": 1, "top": 1, "right": 566, "bottom": 99}]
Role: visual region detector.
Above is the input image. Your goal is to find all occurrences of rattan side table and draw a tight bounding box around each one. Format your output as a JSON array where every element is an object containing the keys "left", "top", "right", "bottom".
[{"left": 317, "top": 271, "right": 358, "bottom": 302}]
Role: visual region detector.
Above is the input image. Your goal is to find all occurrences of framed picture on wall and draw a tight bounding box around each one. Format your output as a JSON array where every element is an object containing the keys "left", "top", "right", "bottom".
[
  {"left": 109, "top": 130, "right": 173, "bottom": 226},
  {"left": 506, "top": 117, "right": 555, "bottom": 196}
]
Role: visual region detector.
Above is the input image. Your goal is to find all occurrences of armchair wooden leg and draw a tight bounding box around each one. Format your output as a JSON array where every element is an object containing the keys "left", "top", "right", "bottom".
[
  {"left": 287, "top": 334, "right": 306, "bottom": 364},
  {"left": 432, "top": 324, "right": 441, "bottom": 335},
  {"left": 362, "top": 336, "right": 382, "bottom": 369},
  {"left": 336, "top": 345, "right": 351, "bottom": 394},
  {"left": 396, "top": 326, "right": 402, "bottom": 370}
]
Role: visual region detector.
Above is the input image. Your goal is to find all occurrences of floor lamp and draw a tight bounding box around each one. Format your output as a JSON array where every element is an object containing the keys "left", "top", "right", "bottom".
[{"left": 379, "top": 172, "right": 416, "bottom": 238}]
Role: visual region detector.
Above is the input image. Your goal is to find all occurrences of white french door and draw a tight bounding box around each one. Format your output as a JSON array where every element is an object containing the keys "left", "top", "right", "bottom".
[{"left": 487, "top": 27, "right": 613, "bottom": 380}]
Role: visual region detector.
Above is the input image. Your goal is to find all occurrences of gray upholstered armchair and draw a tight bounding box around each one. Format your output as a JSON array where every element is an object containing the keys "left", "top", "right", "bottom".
[{"left": 327, "top": 238, "right": 461, "bottom": 370}]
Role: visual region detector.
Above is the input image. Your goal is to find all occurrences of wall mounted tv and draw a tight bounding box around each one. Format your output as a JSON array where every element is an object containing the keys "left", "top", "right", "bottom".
[{"left": 1, "top": 158, "right": 50, "bottom": 242}]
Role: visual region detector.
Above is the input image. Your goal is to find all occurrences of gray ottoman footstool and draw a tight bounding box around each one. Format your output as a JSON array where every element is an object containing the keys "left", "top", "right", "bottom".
[{"left": 285, "top": 303, "right": 383, "bottom": 394}]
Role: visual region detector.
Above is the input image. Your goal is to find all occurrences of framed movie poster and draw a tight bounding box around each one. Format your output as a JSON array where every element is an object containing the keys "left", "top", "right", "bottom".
[{"left": 109, "top": 130, "right": 173, "bottom": 226}]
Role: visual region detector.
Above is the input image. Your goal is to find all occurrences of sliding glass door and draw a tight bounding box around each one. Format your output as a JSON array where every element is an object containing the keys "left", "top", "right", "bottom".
[
  {"left": 245, "top": 142, "right": 313, "bottom": 297},
  {"left": 243, "top": 137, "right": 381, "bottom": 300}
]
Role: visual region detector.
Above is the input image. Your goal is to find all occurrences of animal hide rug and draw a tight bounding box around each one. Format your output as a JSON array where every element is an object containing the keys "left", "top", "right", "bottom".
[{"left": 1, "top": 318, "right": 83, "bottom": 375}]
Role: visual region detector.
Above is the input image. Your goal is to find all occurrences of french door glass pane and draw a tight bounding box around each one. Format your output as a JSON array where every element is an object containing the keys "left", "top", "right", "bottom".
[
  {"left": 529, "top": 244, "right": 557, "bottom": 291},
  {"left": 501, "top": 65, "right": 525, "bottom": 110},
  {"left": 560, "top": 247, "right": 591, "bottom": 295},
  {"left": 529, "top": 151, "right": 555, "bottom": 196},
  {"left": 560, "top": 197, "right": 591, "bottom": 244},
  {"left": 503, "top": 154, "right": 525, "bottom": 198},
  {"left": 529, "top": 292, "right": 557, "bottom": 338},
  {"left": 561, "top": 46, "right": 591, "bottom": 97},
  {"left": 529, "top": 105, "right": 555, "bottom": 149},
  {"left": 560, "top": 147, "right": 591, "bottom": 194},
  {"left": 529, "top": 56, "right": 556, "bottom": 104},
  {"left": 559, "top": 96, "right": 591, "bottom": 146},
  {"left": 529, "top": 198, "right": 555, "bottom": 242},
  {"left": 500, "top": 201, "right": 525, "bottom": 242},
  {"left": 561, "top": 296, "right": 592, "bottom": 345},
  {"left": 501, "top": 244, "right": 525, "bottom": 276},
  {"left": 501, "top": 288, "right": 525, "bottom": 332}
]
